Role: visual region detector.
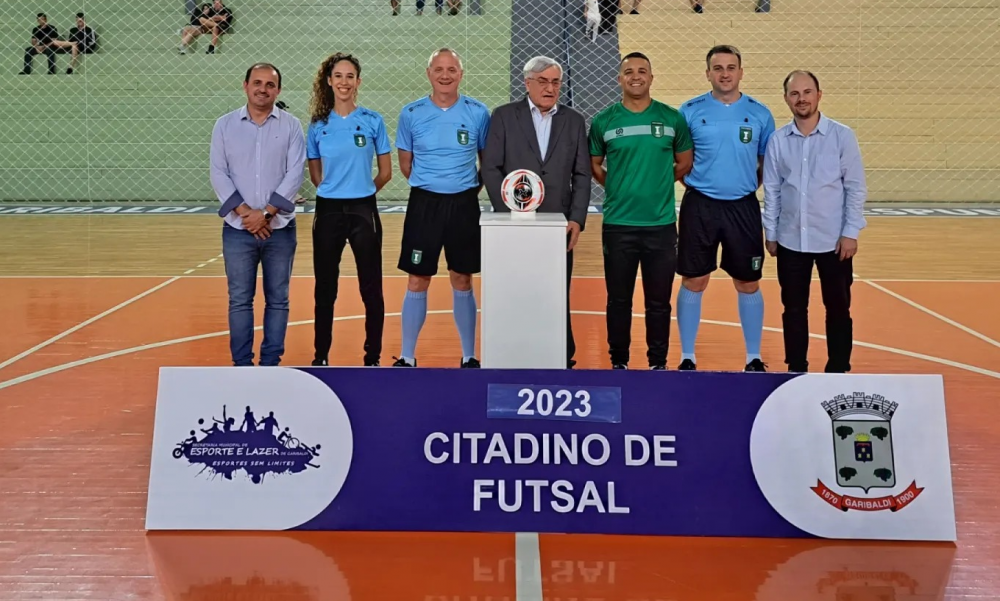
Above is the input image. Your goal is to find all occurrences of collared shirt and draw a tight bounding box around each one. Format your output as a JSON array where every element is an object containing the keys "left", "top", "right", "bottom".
[
  {"left": 527, "top": 97, "right": 558, "bottom": 160},
  {"left": 395, "top": 94, "right": 491, "bottom": 194},
  {"left": 680, "top": 91, "right": 775, "bottom": 200},
  {"left": 762, "top": 113, "right": 868, "bottom": 253},
  {"left": 307, "top": 106, "right": 391, "bottom": 199},
  {"left": 210, "top": 105, "right": 306, "bottom": 230}
]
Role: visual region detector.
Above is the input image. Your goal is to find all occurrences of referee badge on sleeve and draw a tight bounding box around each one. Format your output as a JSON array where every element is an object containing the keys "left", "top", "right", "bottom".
[
  {"left": 739, "top": 126, "right": 753, "bottom": 144},
  {"left": 354, "top": 134, "right": 366, "bottom": 147},
  {"left": 457, "top": 129, "right": 469, "bottom": 145}
]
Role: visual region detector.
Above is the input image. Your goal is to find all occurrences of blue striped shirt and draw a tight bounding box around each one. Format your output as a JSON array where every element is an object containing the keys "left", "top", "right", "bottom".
[
  {"left": 210, "top": 105, "right": 307, "bottom": 230},
  {"left": 762, "top": 114, "right": 868, "bottom": 253}
]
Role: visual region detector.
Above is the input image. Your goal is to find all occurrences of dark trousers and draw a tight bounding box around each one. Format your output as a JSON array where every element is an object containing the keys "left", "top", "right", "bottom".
[
  {"left": 567, "top": 242, "right": 576, "bottom": 365},
  {"left": 776, "top": 244, "right": 853, "bottom": 373},
  {"left": 312, "top": 196, "right": 384, "bottom": 364},
  {"left": 602, "top": 223, "right": 677, "bottom": 367},
  {"left": 23, "top": 46, "right": 57, "bottom": 74}
]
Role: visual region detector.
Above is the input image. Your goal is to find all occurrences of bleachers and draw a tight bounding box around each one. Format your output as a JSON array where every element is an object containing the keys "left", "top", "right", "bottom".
[
  {"left": 618, "top": 0, "right": 1000, "bottom": 202},
  {"left": 3, "top": 0, "right": 998, "bottom": 203},
  {"left": 2, "top": 0, "right": 511, "bottom": 202}
]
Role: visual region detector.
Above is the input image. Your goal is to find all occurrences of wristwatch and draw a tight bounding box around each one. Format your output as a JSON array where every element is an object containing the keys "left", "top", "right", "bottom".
[{"left": 263, "top": 210, "right": 273, "bottom": 222}]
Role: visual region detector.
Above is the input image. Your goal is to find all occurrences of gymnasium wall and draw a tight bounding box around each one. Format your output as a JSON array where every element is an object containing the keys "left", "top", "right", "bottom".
[{"left": 1, "top": 0, "right": 997, "bottom": 203}]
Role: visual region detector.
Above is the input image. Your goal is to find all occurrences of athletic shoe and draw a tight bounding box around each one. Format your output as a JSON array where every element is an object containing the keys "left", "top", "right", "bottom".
[
  {"left": 678, "top": 359, "right": 696, "bottom": 371},
  {"left": 612, "top": 363, "right": 627, "bottom": 370},
  {"left": 392, "top": 357, "right": 416, "bottom": 367},
  {"left": 364, "top": 358, "right": 380, "bottom": 367},
  {"left": 461, "top": 358, "right": 481, "bottom": 368},
  {"left": 745, "top": 359, "right": 767, "bottom": 372},
  {"left": 650, "top": 364, "right": 666, "bottom": 370},
  {"left": 311, "top": 359, "right": 328, "bottom": 367}
]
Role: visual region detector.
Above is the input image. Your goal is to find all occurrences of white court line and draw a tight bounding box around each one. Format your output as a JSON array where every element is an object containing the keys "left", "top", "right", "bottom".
[
  {"left": 0, "top": 253, "right": 224, "bottom": 373},
  {"left": 515, "top": 532, "right": 543, "bottom": 601},
  {"left": 1, "top": 274, "right": 998, "bottom": 283},
  {"left": 857, "top": 276, "right": 1000, "bottom": 349},
  {"left": 2, "top": 310, "right": 998, "bottom": 392}
]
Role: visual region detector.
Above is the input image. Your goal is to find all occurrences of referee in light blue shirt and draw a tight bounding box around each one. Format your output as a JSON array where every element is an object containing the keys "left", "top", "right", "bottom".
[
  {"left": 677, "top": 44, "right": 776, "bottom": 373},
  {"left": 306, "top": 53, "right": 393, "bottom": 368},
  {"left": 393, "top": 47, "right": 491, "bottom": 369},
  {"left": 763, "top": 70, "right": 867, "bottom": 374},
  {"left": 210, "top": 62, "right": 305, "bottom": 367}
]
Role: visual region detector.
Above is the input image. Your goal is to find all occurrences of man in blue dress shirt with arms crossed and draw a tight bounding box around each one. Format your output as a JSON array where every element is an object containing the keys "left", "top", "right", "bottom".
[
  {"left": 210, "top": 63, "right": 306, "bottom": 367},
  {"left": 677, "top": 44, "right": 775, "bottom": 372},
  {"left": 763, "top": 70, "right": 867, "bottom": 373},
  {"left": 393, "top": 48, "right": 491, "bottom": 368}
]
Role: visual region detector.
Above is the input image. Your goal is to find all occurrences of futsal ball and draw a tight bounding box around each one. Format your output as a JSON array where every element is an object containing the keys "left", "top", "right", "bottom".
[{"left": 500, "top": 169, "right": 545, "bottom": 212}]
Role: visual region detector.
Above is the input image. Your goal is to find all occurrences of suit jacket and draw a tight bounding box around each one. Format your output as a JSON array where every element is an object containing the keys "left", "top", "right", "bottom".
[{"left": 482, "top": 97, "right": 591, "bottom": 230}]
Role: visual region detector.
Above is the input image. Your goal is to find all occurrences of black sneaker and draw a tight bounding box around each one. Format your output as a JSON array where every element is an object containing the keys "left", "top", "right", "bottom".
[
  {"left": 650, "top": 364, "right": 666, "bottom": 370},
  {"left": 745, "top": 359, "right": 767, "bottom": 372},
  {"left": 311, "top": 358, "right": 328, "bottom": 367},
  {"left": 678, "top": 359, "right": 696, "bottom": 371},
  {"left": 392, "top": 356, "right": 416, "bottom": 367},
  {"left": 364, "top": 358, "right": 380, "bottom": 367},
  {"left": 461, "top": 357, "right": 481, "bottom": 368},
  {"left": 693, "top": 3, "right": 704, "bottom": 12},
  {"left": 612, "top": 363, "right": 628, "bottom": 370}
]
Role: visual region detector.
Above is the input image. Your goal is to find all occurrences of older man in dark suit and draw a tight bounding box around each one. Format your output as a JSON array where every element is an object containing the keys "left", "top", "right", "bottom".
[{"left": 482, "top": 56, "right": 592, "bottom": 368}]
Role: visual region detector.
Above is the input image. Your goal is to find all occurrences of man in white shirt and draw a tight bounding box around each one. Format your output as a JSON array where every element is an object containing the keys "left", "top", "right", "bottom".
[{"left": 762, "top": 70, "right": 867, "bottom": 374}]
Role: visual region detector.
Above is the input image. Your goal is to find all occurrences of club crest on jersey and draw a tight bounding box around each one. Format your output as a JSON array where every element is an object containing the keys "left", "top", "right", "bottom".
[
  {"left": 739, "top": 126, "right": 753, "bottom": 144},
  {"left": 457, "top": 129, "right": 470, "bottom": 145},
  {"left": 354, "top": 134, "right": 366, "bottom": 148},
  {"left": 651, "top": 122, "right": 664, "bottom": 138}
]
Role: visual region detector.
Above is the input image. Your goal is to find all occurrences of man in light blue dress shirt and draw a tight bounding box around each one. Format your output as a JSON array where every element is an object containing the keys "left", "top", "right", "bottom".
[
  {"left": 210, "top": 63, "right": 306, "bottom": 367},
  {"left": 762, "top": 70, "right": 867, "bottom": 374}
]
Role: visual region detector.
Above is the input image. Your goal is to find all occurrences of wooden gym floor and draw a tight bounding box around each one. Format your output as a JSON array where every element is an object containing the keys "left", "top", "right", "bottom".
[{"left": 0, "top": 212, "right": 998, "bottom": 599}]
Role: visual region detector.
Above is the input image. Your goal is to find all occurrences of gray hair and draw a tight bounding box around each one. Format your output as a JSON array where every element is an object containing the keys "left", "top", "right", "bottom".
[
  {"left": 523, "top": 56, "right": 562, "bottom": 79},
  {"left": 428, "top": 47, "right": 464, "bottom": 70}
]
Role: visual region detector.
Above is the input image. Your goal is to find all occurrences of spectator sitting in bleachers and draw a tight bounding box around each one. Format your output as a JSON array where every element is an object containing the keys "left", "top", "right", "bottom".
[
  {"left": 20, "top": 12, "right": 81, "bottom": 75},
  {"left": 180, "top": 0, "right": 233, "bottom": 54},
  {"left": 68, "top": 13, "right": 98, "bottom": 55}
]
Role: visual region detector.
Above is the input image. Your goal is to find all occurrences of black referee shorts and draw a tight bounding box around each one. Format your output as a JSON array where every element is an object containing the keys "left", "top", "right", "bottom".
[
  {"left": 677, "top": 187, "right": 765, "bottom": 282},
  {"left": 397, "top": 186, "right": 481, "bottom": 276}
]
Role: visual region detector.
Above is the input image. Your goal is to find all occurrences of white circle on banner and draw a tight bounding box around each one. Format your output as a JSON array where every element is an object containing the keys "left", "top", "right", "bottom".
[{"left": 500, "top": 169, "right": 545, "bottom": 212}]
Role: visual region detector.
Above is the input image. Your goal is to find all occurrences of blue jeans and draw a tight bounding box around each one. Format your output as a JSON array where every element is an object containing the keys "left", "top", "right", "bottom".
[{"left": 222, "top": 221, "right": 297, "bottom": 366}]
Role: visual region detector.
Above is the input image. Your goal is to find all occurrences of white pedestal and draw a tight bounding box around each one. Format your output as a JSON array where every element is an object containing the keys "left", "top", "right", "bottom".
[{"left": 479, "top": 212, "right": 567, "bottom": 369}]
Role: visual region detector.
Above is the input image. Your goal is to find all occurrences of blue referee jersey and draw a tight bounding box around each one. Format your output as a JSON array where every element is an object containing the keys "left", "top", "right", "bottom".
[
  {"left": 680, "top": 92, "right": 776, "bottom": 200},
  {"left": 307, "top": 106, "right": 392, "bottom": 199},
  {"left": 395, "top": 94, "right": 490, "bottom": 194}
]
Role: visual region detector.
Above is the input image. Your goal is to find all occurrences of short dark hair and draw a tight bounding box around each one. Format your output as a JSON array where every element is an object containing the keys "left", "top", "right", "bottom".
[
  {"left": 37, "top": 12, "right": 46, "bottom": 18},
  {"left": 706, "top": 45, "right": 741, "bottom": 68},
  {"left": 76, "top": 12, "right": 85, "bottom": 18},
  {"left": 783, "top": 70, "right": 820, "bottom": 93},
  {"left": 244, "top": 63, "right": 282, "bottom": 89},
  {"left": 620, "top": 51, "right": 651, "bottom": 69}
]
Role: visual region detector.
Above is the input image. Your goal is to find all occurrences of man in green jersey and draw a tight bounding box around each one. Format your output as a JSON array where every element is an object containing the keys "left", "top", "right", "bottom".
[{"left": 589, "top": 51, "right": 693, "bottom": 370}]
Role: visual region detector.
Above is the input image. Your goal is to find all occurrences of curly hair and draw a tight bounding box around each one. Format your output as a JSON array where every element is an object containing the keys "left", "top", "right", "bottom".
[{"left": 309, "top": 53, "right": 362, "bottom": 124}]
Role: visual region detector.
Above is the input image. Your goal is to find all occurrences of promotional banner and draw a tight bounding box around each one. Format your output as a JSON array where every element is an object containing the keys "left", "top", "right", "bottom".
[{"left": 144, "top": 367, "right": 956, "bottom": 541}]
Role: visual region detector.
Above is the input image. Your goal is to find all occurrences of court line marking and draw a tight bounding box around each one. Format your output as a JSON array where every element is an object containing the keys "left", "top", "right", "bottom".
[
  {"left": 2, "top": 310, "right": 998, "bottom": 392},
  {"left": 857, "top": 276, "right": 1000, "bottom": 349},
  {"left": 0, "top": 253, "right": 224, "bottom": 373},
  {"left": 0, "top": 275, "right": 997, "bottom": 283},
  {"left": 515, "top": 532, "right": 543, "bottom": 601}
]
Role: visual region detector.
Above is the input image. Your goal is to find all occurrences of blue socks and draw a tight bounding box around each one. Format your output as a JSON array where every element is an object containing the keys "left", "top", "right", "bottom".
[
  {"left": 400, "top": 290, "right": 427, "bottom": 361},
  {"left": 738, "top": 289, "right": 764, "bottom": 363},
  {"left": 677, "top": 286, "right": 703, "bottom": 362},
  {"left": 453, "top": 288, "right": 478, "bottom": 361}
]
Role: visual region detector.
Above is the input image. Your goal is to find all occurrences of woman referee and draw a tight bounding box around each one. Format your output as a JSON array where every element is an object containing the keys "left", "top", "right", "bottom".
[{"left": 306, "top": 53, "right": 392, "bottom": 366}]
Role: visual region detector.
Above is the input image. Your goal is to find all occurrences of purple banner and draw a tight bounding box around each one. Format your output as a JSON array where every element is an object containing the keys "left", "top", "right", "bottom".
[{"left": 295, "top": 368, "right": 807, "bottom": 537}]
